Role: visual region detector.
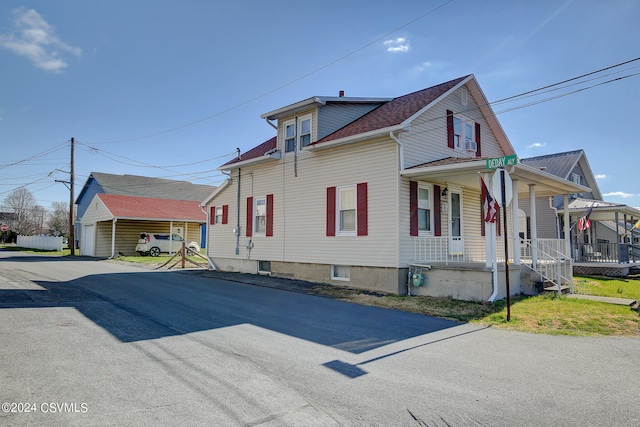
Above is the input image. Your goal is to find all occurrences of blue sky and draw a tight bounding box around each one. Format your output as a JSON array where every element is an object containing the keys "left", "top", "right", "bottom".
[{"left": 1, "top": 0, "right": 639, "bottom": 212}]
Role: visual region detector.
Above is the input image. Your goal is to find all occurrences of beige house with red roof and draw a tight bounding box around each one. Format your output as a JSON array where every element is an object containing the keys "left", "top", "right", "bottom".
[
  {"left": 80, "top": 193, "right": 205, "bottom": 257},
  {"left": 203, "top": 75, "right": 588, "bottom": 300}
]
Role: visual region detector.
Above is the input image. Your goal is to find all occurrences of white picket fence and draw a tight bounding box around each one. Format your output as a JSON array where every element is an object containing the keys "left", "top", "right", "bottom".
[{"left": 17, "top": 235, "right": 64, "bottom": 251}]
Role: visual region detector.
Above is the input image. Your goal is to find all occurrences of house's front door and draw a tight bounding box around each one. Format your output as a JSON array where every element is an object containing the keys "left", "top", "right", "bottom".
[{"left": 449, "top": 190, "right": 463, "bottom": 254}]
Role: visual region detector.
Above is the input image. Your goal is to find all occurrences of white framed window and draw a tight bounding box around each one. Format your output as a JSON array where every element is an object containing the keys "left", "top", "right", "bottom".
[
  {"left": 214, "top": 206, "right": 223, "bottom": 224},
  {"left": 337, "top": 186, "right": 356, "bottom": 235},
  {"left": 418, "top": 185, "right": 433, "bottom": 235},
  {"left": 453, "top": 115, "right": 475, "bottom": 151},
  {"left": 570, "top": 173, "right": 582, "bottom": 185},
  {"left": 284, "top": 120, "right": 296, "bottom": 153},
  {"left": 283, "top": 115, "right": 313, "bottom": 153},
  {"left": 299, "top": 116, "right": 311, "bottom": 148},
  {"left": 331, "top": 265, "right": 350, "bottom": 281},
  {"left": 254, "top": 196, "right": 267, "bottom": 236}
]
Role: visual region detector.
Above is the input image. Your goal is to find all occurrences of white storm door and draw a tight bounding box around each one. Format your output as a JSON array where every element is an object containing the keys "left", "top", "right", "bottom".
[{"left": 449, "top": 191, "right": 463, "bottom": 255}]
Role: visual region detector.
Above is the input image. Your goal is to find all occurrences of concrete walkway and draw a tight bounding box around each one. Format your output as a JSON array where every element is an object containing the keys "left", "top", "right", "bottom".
[{"left": 566, "top": 293, "right": 637, "bottom": 306}]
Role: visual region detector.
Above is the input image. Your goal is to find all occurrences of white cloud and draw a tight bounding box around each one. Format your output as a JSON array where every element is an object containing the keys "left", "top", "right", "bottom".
[
  {"left": 0, "top": 8, "right": 81, "bottom": 72},
  {"left": 603, "top": 191, "right": 634, "bottom": 199},
  {"left": 595, "top": 174, "right": 607, "bottom": 179},
  {"left": 527, "top": 142, "right": 546, "bottom": 148},
  {"left": 384, "top": 37, "right": 409, "bottom": 53}
]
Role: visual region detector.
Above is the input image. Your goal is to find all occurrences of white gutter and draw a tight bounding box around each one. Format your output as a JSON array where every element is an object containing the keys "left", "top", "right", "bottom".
[
  {"left": 217, "top": 151, "right": 281, "bottom": 171},
  {"left": 305, "top": 124, "right": 402, "bottom": 152}
]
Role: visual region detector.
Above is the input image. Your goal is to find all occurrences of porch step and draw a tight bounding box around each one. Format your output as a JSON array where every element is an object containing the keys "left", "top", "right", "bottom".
[{"left": 543, "top": 284, "right": 570, "bottom": 294}]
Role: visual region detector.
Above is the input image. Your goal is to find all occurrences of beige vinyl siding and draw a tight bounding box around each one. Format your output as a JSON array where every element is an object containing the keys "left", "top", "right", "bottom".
[
  {"left": 402, "top": 85, "right": 505, "bottom": 169},
  {"left": 206, "top": 138, "right": 400, "bottom": 268},
  {"left": 519, "top": 197, "right": 560, "bottom": 239}
]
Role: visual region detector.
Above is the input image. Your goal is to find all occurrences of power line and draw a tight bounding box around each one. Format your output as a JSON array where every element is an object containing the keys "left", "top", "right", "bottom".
[{"left": 82, "top": 0, "right": 455, "bottom": 145}]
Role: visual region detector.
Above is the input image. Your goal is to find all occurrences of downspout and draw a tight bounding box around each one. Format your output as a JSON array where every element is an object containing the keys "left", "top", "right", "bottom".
[
  {"left": 390, "top": 130, "right": 405, "bottom": 292},
  {"left": 390, "top": 131, "right": 405, "bottom": 171},
  {"left": 264, "top": 118, "right": 277, "bottom": 130},
  {"left": 236, "top": 167, "right": 241, "bottom": 255},
  {"left": 549, "top": 196, "right": 560, "bottom": 239}
]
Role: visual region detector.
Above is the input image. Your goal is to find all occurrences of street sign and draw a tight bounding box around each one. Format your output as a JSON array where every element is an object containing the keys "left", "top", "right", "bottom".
[
  {"left": 491, "top": 169, "right": 513, "bottom": 206},
  {"left": 486, "top": 154, "right": 518, "bottom": 170},
  {"left": 1, "top": 224, "right": 8, "bottom": 232}
]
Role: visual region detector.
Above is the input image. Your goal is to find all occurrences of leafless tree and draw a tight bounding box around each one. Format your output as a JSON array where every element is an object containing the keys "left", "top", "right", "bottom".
[
  {"left": 2, "top": 188, "right": 39, "bottom": 235},
  {"left": 47, "top": 201, "right": 70, "bottom": 237}
]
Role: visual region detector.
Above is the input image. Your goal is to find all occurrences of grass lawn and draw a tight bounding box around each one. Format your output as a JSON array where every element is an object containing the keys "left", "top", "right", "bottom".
[{"left": 316, "top": 275, "right": 640, "bottom": 337}]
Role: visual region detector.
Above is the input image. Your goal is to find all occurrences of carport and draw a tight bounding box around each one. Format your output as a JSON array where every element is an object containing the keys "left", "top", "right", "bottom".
[{"left": 79, "top": 193, "right": 206, "bottom": 258}]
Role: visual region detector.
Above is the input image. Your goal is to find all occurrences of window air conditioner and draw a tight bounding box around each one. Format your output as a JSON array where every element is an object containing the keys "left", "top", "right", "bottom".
[{"left": 465, "top": 140, "right": 477, "bottom": 152}]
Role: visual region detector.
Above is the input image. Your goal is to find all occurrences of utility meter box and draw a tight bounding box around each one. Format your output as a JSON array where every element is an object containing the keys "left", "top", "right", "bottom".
[{"left": 411, "top": 273, "right": 424, "bottom": 287}]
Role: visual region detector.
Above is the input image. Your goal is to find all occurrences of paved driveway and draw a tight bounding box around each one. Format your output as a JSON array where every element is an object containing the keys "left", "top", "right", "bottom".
[{"left": 0, "top": 251, "right": 638, "bottom": 426}]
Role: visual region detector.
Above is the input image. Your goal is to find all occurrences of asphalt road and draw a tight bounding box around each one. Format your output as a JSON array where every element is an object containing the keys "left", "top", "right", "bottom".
[{"left": 0, "top": 250, "right": 638, "bottom": 426}]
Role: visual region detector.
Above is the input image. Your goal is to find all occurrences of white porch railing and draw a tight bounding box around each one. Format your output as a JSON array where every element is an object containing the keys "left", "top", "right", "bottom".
[
  {"left": 413, "top": 236, "right": 572, "bottom": 293},
  {"left": 413, "top": 236, "right": 488, "bottom": 264},
  {"left": 520, "top": 239, "right": 573, "bottom": 293}
]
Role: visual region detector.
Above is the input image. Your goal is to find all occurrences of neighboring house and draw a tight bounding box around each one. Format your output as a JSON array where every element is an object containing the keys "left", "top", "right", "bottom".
[
  {"left": 202, "top": 75, "right": 586, "bottom": 301},
  {"left": 75, "top": 172, "right": 215, "bottom": 253},
  {"left": 80, "top": 194, "right": 206, "bottom": 258},
  {"left": 521, "top": 150, "right": 640, "bottom": 264}
]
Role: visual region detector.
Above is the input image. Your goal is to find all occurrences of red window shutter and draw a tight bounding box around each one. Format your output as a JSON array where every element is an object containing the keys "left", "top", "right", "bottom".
[
  {"left": 410, "top": 181, "right": 418, "bottom": 236},
  {"left": 434, "top": 185, "right": 441, "bottom": 236},
  {"left": 475, "top": 122, "right": 482, "bottom": 157},
  {"left": 357, "top": 182, "right": 368, "bottom": 236},
  {"left": 266, "top": 194, "right": 274, "bottom": 237},
  {"left": 326, "top": 187, "right": 336, "bottom": 236},
  {"left": 246, "top": 197, "right": 253, "bottom": 237},
  {"left": 210, "top": 206, "right": 215, "bottom": 225},
  {"left": 446, "top": 110, "right": 454, "bottom": 149},
  {"left": 222, "top": 205, "right": 228, "bottom": 225}
]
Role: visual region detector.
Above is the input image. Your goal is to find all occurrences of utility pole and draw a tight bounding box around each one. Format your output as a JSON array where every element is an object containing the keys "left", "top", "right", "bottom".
[{"left": 69, "top": 137, "right": 75, "bottom": 256}]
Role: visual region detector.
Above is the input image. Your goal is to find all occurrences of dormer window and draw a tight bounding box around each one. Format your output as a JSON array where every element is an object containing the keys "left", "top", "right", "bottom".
[{"left": 283, "top": 114, "right": 313, "bottom": 153}]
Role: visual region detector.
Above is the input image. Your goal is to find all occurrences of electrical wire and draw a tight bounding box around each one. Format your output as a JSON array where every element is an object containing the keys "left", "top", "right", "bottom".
[{"left": 81, "top": 0, "right": 455, "bottom": 145}]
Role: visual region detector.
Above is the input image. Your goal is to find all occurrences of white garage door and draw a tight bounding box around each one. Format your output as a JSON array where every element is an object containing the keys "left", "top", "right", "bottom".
[{"left": 81, "top": 224, "right": 95, "bottom": 256}]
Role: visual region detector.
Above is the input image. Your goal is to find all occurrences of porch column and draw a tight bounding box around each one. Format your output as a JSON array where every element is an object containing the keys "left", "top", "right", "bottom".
[
  {"left": 111, "top": 218, "right": 117, "bottom": 258},
  {"left": 529, "top": 184, "right": 538, "bottom": 265},
  {"left": 170, "top": 221, "right": 174, "bottom": 254},
  {"left": 563, "top": 194, "right": 570, "bottom": 257},
  {"left": 512, "top": 179, "right": 520, "bottom": 264},
  {"left": 484, "top": 173, "right": 494, "bottom": 269}
]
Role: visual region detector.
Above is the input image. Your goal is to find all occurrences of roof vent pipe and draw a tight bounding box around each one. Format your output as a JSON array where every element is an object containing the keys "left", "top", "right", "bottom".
[{"left": 339, "top": 90, "right": 345, "bottom": 97}]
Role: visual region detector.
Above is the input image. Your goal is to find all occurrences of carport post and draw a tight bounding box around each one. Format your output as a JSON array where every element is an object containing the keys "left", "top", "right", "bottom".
[{"left": 110, "top": 219, "right": 117, "bottom": 258}]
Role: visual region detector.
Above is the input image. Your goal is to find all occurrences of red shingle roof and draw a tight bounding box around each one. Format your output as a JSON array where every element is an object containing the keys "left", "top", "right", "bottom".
[
  {"left": 316, "top": 75, "right": 469, "bottom": 144},
  {"left": 221, "top": 136, "right": 277, "bottom": 167},
  {"left": 219, "top": 75, "right": 469, "bottom": 167},
  {"left": 98, "top": 194, "right": 206, "bottom": 221}
]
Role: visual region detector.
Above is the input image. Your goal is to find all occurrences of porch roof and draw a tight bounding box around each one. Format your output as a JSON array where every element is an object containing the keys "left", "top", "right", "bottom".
[
  {"left": 558, "top": 198, "right": 640, "bottom": 221},
  {"left": 401, "top": 157, "right": 590, "bottom": 197}
]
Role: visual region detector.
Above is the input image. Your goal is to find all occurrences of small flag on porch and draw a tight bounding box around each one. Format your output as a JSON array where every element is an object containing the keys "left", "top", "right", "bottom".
[
  {"left": 577, "top": 204, "right": 593, "bottom": 237},
  {"left": 481, "top": 177, "right": 498, "bottom": 223},
  {"left": 632, "top": 219, "right": 640, "bottom": 231}
]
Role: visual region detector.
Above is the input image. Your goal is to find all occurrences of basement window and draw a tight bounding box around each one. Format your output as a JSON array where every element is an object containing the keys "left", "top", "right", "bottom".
[
  {"left": 331, "top": 265, "right": 350, "bottom": 281},
  {"left": 258, "top": 260, "right": 271, "bottom": 274}
]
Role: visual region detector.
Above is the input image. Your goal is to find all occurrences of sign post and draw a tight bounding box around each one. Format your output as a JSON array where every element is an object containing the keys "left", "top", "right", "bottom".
[{"left": 486, "top": 155, "right": 518, "bottom": 321}]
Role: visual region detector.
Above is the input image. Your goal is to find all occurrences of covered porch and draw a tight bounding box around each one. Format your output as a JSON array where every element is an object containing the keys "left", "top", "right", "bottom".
[
  {"left": 402, "top": 157, "right": 589, "bottom": 300},
  {"left": 560, "top": 199, "right": 640, "bottom": 276}
]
